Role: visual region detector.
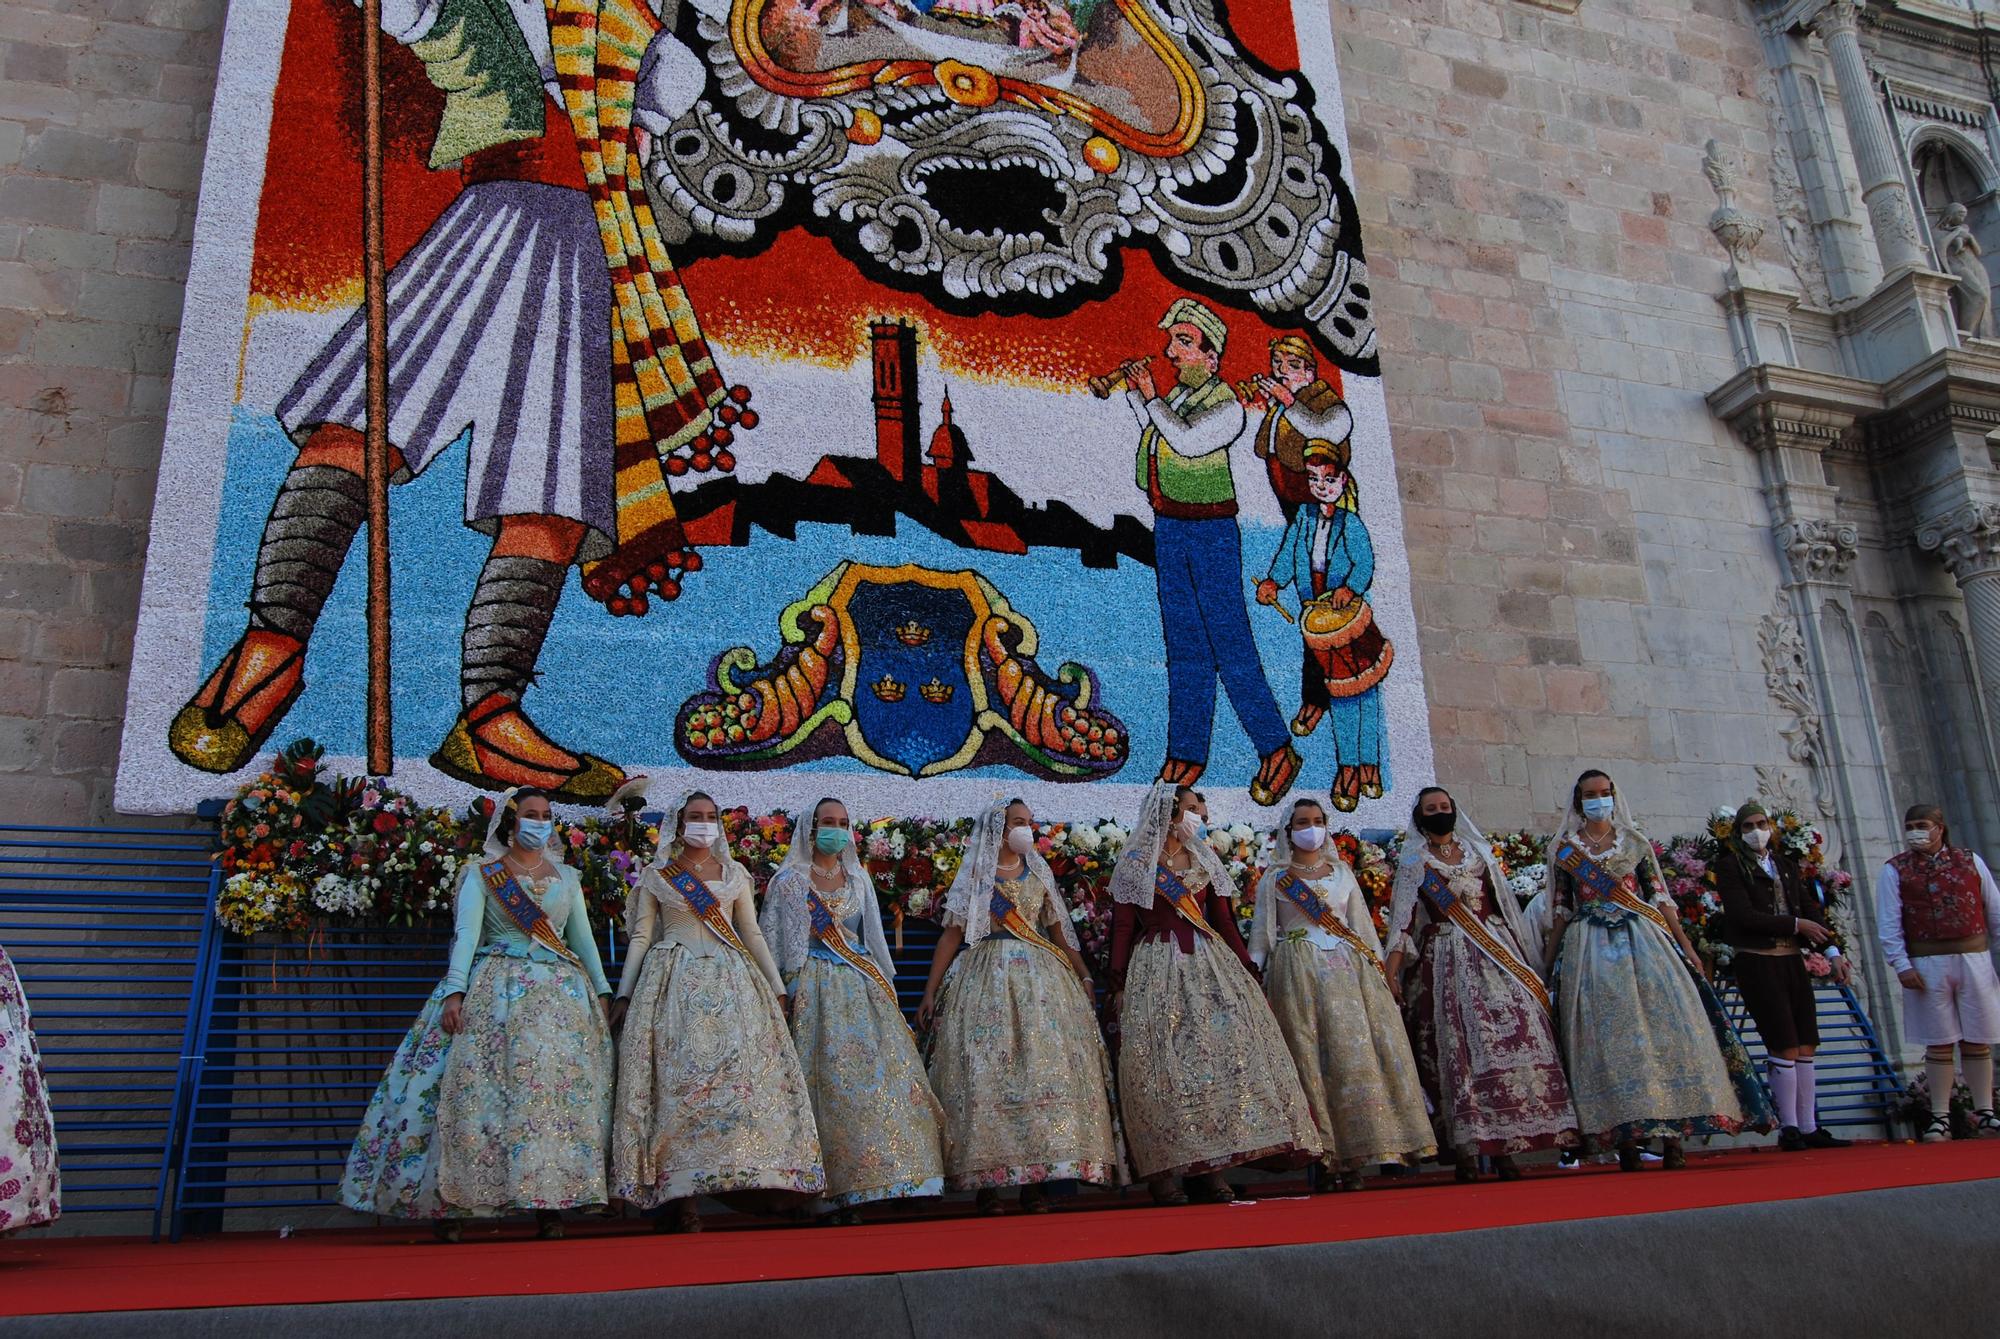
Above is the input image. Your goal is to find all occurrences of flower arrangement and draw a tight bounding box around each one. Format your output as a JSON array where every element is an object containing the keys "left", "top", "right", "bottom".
[{"left": 210, "top": 744, "right": 1864, "bottom": 991}]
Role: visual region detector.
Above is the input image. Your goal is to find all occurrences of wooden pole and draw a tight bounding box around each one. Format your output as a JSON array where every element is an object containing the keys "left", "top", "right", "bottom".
[{"left": 361, "top": 0, "right": 393, "bottom": 775}]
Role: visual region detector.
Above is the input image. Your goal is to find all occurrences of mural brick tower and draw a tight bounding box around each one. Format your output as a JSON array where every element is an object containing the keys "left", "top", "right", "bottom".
[{"left": 870, "top": 319, "right": 922, "bottom": 486}]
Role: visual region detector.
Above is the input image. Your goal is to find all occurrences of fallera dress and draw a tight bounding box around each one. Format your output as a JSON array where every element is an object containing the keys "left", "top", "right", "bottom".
[
  {"left": 1547, "top": 829, "right": 1772, "bottom": 1146},
  {"left": 928, "top": 871, "right": 1124, "bottom": 1191},
  {"left": 1392, "top": 845, "right": 1579, "bottom": 1158},
  {"left": 0, "top": 941, "right": 60, "bottom": 1233},
  {"left": 761, "top": 863, "right": 945, "bottom": 1210},
  {"left": 341, "top": 860, "right": 615, "bottom": 1217},
  {"left": 611, "top": 858, "right": 824, "bottom": 1206},
  {"left": 1250, "top": 861, "right": 1434, "bottom": 1170},
  {"left": 1110, "top": 860, "right": 1321, "bottom": 1180}
]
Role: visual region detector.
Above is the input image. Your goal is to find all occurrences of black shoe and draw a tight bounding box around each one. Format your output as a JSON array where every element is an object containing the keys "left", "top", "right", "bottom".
[
  {"left": 1777, "top": 1126, "right": 1807, "bottom": 1152},
  {"left": 1803, "top": 1127, "right": 1851, "bottom": 1149},
  {"left": 1616, "top": 1144, "right": 1642, "bottom": 1173}
]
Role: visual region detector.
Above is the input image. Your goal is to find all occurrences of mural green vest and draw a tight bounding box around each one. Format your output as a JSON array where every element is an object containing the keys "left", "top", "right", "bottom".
[{"left": 1134, "top": 376, "right": 1239, "bottom": 510}]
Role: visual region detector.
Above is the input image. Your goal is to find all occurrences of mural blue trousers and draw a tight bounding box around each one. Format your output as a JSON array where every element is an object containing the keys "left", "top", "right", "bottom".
[{"left": 1152, "top": 515, "right": 1289, "bottom": 765}]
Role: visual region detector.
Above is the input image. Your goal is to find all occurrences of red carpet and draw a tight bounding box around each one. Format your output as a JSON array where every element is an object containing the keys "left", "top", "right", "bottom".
[{"left": 4, "top": 1141, "right": 1997, "bottom": 1317}]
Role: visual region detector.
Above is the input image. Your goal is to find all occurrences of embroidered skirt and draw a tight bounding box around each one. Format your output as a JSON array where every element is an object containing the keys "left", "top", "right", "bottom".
[
  {"left": 1117, "top": 935, "right": 1320, "bottom": 1180},
  {"left": 927, "top": 938, "right": 1124, "bottom": 1190},
  {"left": 0, "top": 944, "right": 59, "bottom": 1234},
  {"left": 1265, "top": 935, "right": 1433, "bottom": 1169},
  {"left": 611, "top": 941, "right": 824, "bottom": 1207},
  {"left": 1553, "top": 916, "right": 1772, "bottom": 1144},
  {"left": 1405, "top": 925, "right": 1578, "bottom": 1158},
  {"left": 788, "top": 950, "right": 945, "bottom": 1210},
  {"left": 341, "top": 946, "right": 614, "bottom": 1218}
]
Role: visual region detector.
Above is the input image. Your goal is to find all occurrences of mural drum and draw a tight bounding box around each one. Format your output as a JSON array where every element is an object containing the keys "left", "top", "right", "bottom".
[{"left": 118, "top": 0, "right": 1435, "bottom": 822}]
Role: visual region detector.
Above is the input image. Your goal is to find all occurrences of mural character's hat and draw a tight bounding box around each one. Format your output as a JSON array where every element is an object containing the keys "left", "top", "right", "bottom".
[{"left": 1159, "top": 298, "right": 1229, "bottom": 354}]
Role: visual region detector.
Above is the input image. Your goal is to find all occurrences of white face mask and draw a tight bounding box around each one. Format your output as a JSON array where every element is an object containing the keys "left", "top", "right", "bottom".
[
  {"left": 1741, "top": 827, "right": 1771, "bottom": 852},
  {"left": 1906, "top": 828, "right": 1936, "bottom": 850},
  {"left": 1176, "top": 812, "right": 1206, "bottom": 842},
  {"left": 1006, "top": 824, "right": 1036, "bottom": 855},
  {"left": 682, "top": 820, "right": 721, "bottom": 849},
  {"left": 1291, "top": 824, "right": 1327, "bottom": 852}
]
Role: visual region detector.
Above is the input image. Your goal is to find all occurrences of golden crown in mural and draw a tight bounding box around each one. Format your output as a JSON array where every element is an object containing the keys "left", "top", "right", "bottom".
[
  {"left": 871, "top": 673, "right": 907, "bottom": 703},
  {"left": 895, "top": 619, "right": 932, "bottom": 646},
  {"left": 919, "top": 678, "right": 955, "bottom": 704}
]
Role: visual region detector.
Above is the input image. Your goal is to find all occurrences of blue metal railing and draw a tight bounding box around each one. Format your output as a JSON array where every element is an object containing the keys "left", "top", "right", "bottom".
[
  {"left": 0, "top": 824, "right": 218, "bottom": 1239},
  {"left": 1718, "top": 977, "right": 1903, "bottom": 1135}
]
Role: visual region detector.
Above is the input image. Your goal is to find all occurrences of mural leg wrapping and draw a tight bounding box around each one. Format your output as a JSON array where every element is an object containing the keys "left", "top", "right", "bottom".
[{"left": 168, "top": 444, "right": 372, "bottom": 774}]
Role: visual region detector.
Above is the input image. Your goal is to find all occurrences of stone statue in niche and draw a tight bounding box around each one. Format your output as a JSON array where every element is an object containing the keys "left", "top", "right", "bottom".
[{"left": 1938, "top": 203, "right": 1995, "bottom": 339}]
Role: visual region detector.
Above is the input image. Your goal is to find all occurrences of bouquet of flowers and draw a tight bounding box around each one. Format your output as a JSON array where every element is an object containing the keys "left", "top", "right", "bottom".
[
  {"left": 724, "top": 808, "right": 796, "bottom": 899},
  {"left": 858, "top": 815, "right": 972, "bottom": 924},
  {"left": 1038, "top": 819, "right": 1129, "bottom": 980},
  {"left": 565, "top": 813, "right": 660, "bottom": 929}
]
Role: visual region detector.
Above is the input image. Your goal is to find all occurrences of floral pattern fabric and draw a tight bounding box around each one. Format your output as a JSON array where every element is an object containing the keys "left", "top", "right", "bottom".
[
  {"left": 0, "top": 944, "right": 59, "bottom": 1234},
  {"left": 1117, "top": 929, "right": 1320, "bottom": 1180},
  {"left": 341, "top": 871, "right": 615, "bottom": 1217},
  {"left": 788, "top": 946, "right": 945, "bottom": 1209},
  {"left": 1549, "top": 834, "right": 1775, "bottom": 1145},
  {"left": 612, "top": 937, "right": 825, "bottom": 1206},
  {"left": 929, "top": 876, "right": 1125, "bottom": 1190},
  {"left": 1265, "top": 935, "right": 1434, "bottom": 1170},
  {"left": 1402, "top": 855, "right": 1578, "bottom": 1158}
]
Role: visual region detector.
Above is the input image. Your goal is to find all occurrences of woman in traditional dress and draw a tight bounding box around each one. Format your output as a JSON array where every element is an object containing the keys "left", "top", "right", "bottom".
[
  {"left": 341, "top": 787, "right": 615, "bottom": 1240},
  {"left": 610, "top": 790, "right": 824, "bottom": 1232},
  {"left": 916, "top": 798, "right": 1124, "bottom": 1214},
  {"left": 1386, "top": 786, "right": 1577, "bottom": 1179},
  {"left": 0, "top": 938, "right": 60, "bottom": 1234},
  {"left": 1249, "top": 797, "right": 1433, "bottom": 1189},
  {"left": 1878, "top": 803, "right": 2000, "bottom": 1141},
  {"left": 760, "top": 797, "right": 945, "bottom": 1222},
  {"left": 1712, "top": 799, "right": 1851, "bottom": 1151},
  {"left": 1107, "top": 783, "right": 1319, "bottom": 1204},
  {"left": 1544, "top": 771, "right": 1775, "bottom": 1170}
]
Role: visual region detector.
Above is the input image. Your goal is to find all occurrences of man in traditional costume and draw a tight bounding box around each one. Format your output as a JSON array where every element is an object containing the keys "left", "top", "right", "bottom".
[
  {"left": 1712, "top": 800, "right": 1852, "bottom": 1151},
  {"left": 1124, "top": 297, "right": 1301, "bottom": 806},
  {"left": 170, "top": 0, "right": 738, "bottom": 802},
  {"left": 1242, "top": 335, "right": 1353, "bottom": 521},
  {"left": 1256, "top": 442, "right": 1390, "bottom": 811},
  {"left": 1877, "top": 803, "right": 2000, "bottom": 1141}
]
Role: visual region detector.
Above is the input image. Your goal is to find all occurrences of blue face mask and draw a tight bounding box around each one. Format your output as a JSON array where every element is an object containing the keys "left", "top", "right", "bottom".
[
  {"left": 814, "top": 826, "right": 852, "bottom": 855},
  {"left": 515, "top": 817, "right": 554, "bottom": 850},
  {"left": 1580, "top": 796, "right": 1615, "bottom": 822}
]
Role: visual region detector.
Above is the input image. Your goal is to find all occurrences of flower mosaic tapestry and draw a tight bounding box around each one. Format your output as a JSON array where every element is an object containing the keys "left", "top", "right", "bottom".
[{"left": 119, "top": 0, "right": 1432, "bottom": 822}]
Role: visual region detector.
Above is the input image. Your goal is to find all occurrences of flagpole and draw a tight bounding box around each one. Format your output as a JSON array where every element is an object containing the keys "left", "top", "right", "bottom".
[{"left": 360, "top": 0, "right": 393, "bottom": 775}]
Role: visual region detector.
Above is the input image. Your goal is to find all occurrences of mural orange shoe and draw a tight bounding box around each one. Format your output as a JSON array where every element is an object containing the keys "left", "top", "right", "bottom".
[
  {"left": 1331, "top": 765, "right": 1361, "bottom": 813},
  {"left": 1290, "top": 704, "right": 1324, "bottom": 737},
  {"left": 431, "top": 692, "right": 627, "bottom": 804},
  {"left": 168, "top": 629, "right": 308, "bottom": 774},
  {"left": 1360, "top": 766, "right": 1383, "bottom": 800},
  {"left": 1249, "top": 743, "right": 1302, "bottom": 807},
  {"left": 1157, "top": 758, "right": 1205, "bottom": 787}
]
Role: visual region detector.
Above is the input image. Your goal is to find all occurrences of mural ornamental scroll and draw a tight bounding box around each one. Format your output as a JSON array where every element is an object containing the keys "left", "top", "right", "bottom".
[{"left": 118, "top": 0, "right": 1434, "bottom": 824}]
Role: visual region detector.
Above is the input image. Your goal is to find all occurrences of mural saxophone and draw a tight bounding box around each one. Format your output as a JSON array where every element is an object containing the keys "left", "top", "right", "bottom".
[{"left": 120, "top": 0, "right": 1434, "bottom": 821}]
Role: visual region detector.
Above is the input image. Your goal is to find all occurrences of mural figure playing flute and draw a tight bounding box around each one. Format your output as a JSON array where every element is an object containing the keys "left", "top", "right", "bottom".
[{"left": 1125, "top": 297, "right": 1301, "bottom": 807}]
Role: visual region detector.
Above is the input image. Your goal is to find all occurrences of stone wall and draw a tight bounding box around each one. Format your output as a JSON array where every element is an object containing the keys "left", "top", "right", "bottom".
[
  {"left": 0, "top": 0, "right": 1838, "bottom": 837},
  {"left": 0, "top": 0, "right": 221, "bottom": 822},
  {"left": 1336, "top": 0, "right": 1810, "bottom": 833}
]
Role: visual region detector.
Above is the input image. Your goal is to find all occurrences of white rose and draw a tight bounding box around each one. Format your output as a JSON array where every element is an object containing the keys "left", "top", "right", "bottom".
[{"left": 1071, "top": 827, "right": 1100, "bottom": 853}]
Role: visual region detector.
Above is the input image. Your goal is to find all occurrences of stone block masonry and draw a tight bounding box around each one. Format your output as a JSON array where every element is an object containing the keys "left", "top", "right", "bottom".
[
  {"left": 0, "top": 0, "right": 221, "bottom": 823},
  {"left": 1334, "top": 0, "right": 1800, "bottom": 832}
]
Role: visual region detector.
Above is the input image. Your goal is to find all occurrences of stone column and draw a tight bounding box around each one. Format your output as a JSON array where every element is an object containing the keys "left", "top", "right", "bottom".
[
  {"left": 1810, "top": 0, "right": 1927, "bottom": 274},
  {"left": 1917, "top": 502, "right": 2000, "bottom": 751}
]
